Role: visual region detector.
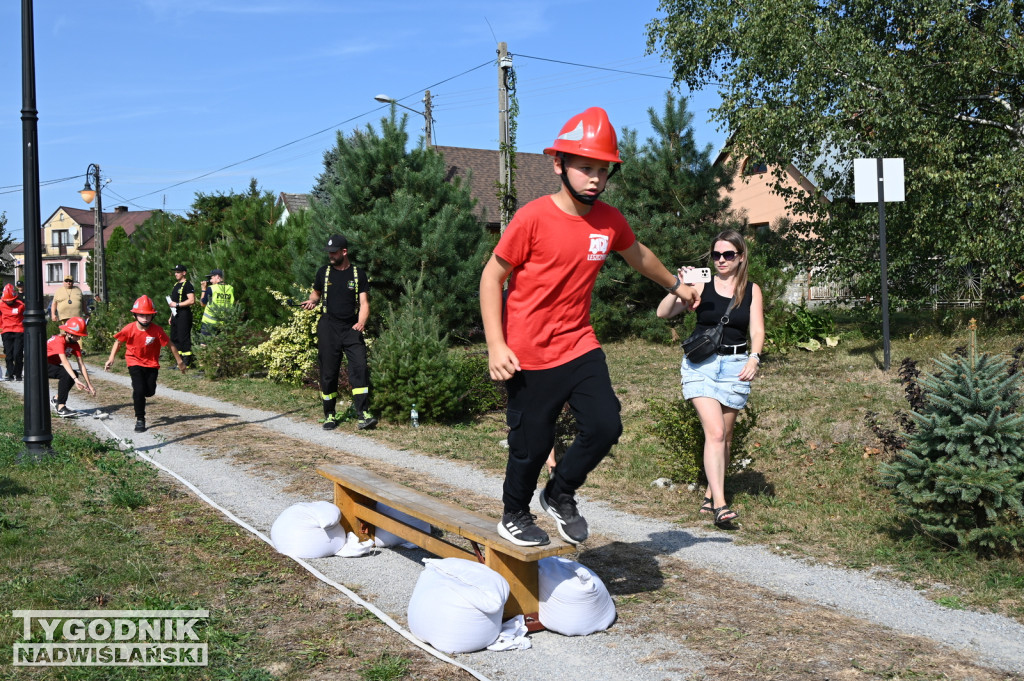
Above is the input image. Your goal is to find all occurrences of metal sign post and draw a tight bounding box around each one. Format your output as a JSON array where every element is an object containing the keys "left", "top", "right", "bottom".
[{"left": 854, "top": 157, "right": 905, "bottom": 371}]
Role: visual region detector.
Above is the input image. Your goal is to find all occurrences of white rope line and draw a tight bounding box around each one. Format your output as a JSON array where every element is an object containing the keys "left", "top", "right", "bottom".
[{"left": 91, "top": 418, "right": 494, "bottom": 681}]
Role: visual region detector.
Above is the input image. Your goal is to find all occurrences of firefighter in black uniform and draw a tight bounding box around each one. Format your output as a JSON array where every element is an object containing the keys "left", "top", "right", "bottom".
[
  {"left": 301, "top": 234, "right": 378, "bottom": 431},
  {"left": 168, "top": 264, "right": 195, "bottom": 367}
]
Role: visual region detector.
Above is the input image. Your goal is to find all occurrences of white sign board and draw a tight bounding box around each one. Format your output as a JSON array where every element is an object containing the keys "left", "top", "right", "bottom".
[{"left": 854, "top": 158, "right": 905, "bottom": 203}]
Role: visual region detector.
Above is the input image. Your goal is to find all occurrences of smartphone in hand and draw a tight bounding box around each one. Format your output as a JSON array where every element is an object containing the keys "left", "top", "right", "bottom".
[{"left": 682, "top": 267, "right": 712, "bottom": 284}]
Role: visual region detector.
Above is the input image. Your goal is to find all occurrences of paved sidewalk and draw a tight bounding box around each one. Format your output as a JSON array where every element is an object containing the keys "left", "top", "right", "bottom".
[{"left": 6, "top": 369, "right": 1024, "bottom": 678}]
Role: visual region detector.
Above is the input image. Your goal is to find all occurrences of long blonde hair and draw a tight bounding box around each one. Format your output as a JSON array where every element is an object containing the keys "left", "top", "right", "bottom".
[{"left": 708, "top": 229, "right": 749, "bottom": 309}]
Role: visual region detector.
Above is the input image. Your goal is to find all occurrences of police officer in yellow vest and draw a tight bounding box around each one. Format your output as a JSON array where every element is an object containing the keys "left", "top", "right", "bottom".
[{"left": 199, "top": 269, "right": 235, "bottom": 336}]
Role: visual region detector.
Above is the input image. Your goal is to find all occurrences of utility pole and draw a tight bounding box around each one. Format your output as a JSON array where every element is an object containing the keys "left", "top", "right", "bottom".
[
  {"left": 497, "top": 42, "right": 513, "bottom": 232},
  {"left": 423, "top": 89, "right": 433, "bottom": 146}
]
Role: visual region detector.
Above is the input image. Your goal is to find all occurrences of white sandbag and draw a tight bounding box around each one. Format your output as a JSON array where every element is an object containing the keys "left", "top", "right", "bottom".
[
  {"left": 538, "top": 556, "right": 616, "bottom": 636},
  {"left": 407, "top": 558, "right": 509, "bottom": 653},
  {"left": 270, "top": 501, "right": 346, "bottom": 559},
  {"left": 373, "top": 502, "right": 431, "bottom": 548}
]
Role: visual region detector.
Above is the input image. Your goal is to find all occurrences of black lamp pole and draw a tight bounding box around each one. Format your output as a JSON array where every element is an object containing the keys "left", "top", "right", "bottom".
[
  {"left": 80, "top": 164, "right": 107, "bottom": 303},
  {"left": 21, "top": 0, "right": 53, "bottom": 458}
]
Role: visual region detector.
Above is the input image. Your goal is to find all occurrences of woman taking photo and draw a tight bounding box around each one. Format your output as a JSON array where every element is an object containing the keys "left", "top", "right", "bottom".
[{"left": 656, "top": 230, "right": 764, "bottom": 526}]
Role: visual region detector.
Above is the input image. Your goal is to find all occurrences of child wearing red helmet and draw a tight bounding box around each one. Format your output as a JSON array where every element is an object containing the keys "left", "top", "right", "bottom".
[
  {"left": 46, "top": 316, "right": 96, "bottom": 417},
  {"left": 1, "top": 283, "right": 25, "bottom": 381},
  {"left": 104, "top": 295, "right": 187, "bottom": 433},
  {"left": 481, "top": 107, "right": 699, "bottom": 547}
]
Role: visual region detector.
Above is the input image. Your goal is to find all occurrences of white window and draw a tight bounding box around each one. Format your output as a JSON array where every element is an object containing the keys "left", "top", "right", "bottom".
[
  {"left": 47, "top": 264, "right": 63, "bottom": 283},
  {"left": 51, "top": 230, "right": 71, "bottom": 246},
  {"left": 69, "top": 263, "right": 79, "bottom": 283}
]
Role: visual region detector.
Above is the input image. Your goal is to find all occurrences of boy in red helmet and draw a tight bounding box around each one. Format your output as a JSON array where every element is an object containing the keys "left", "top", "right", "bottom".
[
  {"left": 104, "top": 295, "right": 187, "bottom": 433},
  {"left": 46, "top": 316, "right": 96, "bottom": 417},
  {"left": 481, "top": 107, "right": 699, "bottom": 547},
  {"left": 1, "top": 283, "right": 25, "bottom": 381}
]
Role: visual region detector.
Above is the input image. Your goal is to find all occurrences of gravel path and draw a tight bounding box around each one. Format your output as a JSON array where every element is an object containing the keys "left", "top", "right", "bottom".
[{"left": 10, "top": 370, "right": 1024, "bottom": 679}]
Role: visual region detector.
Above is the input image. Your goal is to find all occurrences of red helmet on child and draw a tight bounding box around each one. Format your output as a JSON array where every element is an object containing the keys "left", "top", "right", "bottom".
[
  {"left": 59, "top": 316, "right": 88, "bottom": 337},
  {"left": 1, "top": 284, "right": 16, "bottom": 302},
  {"left": 130, "top": 295, "right": 157, "bottom": 315},
  {"left": 543, "top": 107, "right": 622, "bottom": 163}
]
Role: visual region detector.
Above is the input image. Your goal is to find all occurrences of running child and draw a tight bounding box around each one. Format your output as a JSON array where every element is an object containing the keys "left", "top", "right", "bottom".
[
  {"left": 104, "top": 295, "right": 187, "bottom": 433},
  {"left": 47, "top": 316, "right": 96, "bottom": 416},
  {"left": 480, "top": 106, "right": 699, "bottom": 546}
]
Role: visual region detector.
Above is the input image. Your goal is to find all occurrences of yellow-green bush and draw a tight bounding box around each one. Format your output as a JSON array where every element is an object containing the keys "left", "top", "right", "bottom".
[{"left": 248, "top": 288, "right": 319, "bottom": 384}]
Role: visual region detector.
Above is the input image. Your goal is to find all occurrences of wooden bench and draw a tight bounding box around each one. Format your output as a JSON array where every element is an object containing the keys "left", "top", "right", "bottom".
[{"left": 317, "top": 463, "right": 574, "bottom": 627}]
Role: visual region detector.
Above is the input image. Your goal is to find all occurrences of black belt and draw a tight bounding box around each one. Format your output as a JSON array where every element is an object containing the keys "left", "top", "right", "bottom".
[{"left": 717, "top": 343, "right": 747, "bottom": 355}]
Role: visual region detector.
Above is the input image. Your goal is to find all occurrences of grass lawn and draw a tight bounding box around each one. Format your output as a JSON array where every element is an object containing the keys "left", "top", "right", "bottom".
[{"left": 0, "top": 394, "right": 462, "bottom": 680}]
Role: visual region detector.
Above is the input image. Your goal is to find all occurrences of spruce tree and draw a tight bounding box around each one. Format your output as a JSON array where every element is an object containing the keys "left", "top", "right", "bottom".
[
  {"left": 880, "top": 331, "right": 1024, "bottom": 555},
  {"left": 302, "top": 110, "right": 489, "bottom": 339},
  {"left": 594, "top": 92, "right": 740, "bottom": 342}
]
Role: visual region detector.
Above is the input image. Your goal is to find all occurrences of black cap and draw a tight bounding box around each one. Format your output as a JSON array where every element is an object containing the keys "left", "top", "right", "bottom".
[
  {"left": 325, "top": 234, "right": 348, "bottom": 253},
  {"left": 15, "top": 280, "right": 23, "bottom": 287},
  {"left": 209, "top": 269, "right": 224, "bottom": 277},
  {"left": 173, "top": 264, "right": 187, "bottom": 272}
]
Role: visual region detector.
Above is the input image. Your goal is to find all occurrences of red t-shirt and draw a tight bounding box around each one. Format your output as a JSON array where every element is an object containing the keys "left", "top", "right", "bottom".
[
  {"left": 493, "top": 196, "right": 636, "bottom": 370},
  {"left": 46, "top": 334, "right": 82, "bottom": 365},
  {"left": 0, "top": 300, "right": 25, "bottom": 333},
  {"left": 114, "top": 322, "right": 170, "bottom": 368}
]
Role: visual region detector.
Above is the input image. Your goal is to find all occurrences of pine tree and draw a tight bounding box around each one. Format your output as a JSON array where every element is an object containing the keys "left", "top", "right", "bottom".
[
  {"left": 303, "top": 110, "right": 489, "bottom": 339},
  {"left": 104, "top": 181, "right": 308, "bottom": 332},
  {"left": 880, "top": 329, "right": 1024, "bottom": 555},
  {"left": 592, "top": 92, "right": 741, "bottom": 342}
]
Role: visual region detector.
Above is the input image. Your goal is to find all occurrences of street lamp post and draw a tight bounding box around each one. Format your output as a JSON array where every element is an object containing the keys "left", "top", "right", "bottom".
[
  {"left": 79, "top": 163, "right": 106, "bottom": 304},
  {"left": 374, "top": 91, "right": 433, "bottom": 146},
  {"left": 21, "top": 0, "right": 54, "bottom": 458}
]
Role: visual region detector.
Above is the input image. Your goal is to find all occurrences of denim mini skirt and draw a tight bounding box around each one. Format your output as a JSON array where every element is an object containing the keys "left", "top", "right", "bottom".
[{"left": 680, "top": 353, "right": 751, "bottom": 409}]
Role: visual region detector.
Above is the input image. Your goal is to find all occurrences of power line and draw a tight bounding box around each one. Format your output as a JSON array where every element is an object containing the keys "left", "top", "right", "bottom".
[
  {"left": 513, "top": 53, "right": 673, "bottom": 80},
  {"left": 127, "top": 60, "right": 496, "bottom": 203},
  {"left": 0, "top": 174, "right": 80, "bottom": 196}
]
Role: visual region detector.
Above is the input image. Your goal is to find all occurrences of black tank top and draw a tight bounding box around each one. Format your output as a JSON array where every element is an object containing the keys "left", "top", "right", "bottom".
[{"left": 694, "top": 280, "right": 753, "bottom": 347}]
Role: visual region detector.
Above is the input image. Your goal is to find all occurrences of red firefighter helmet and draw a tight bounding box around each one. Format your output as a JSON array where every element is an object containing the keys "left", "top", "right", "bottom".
[
  {"left": 1, "top": 284, "right": 16, "bottom": 302},
  {"left": 59, "top": 316, "right": 88, "bottom": 337},
  {"left": 130, "top": 295, "right": 157, "bottom": 315},
  {"left": 543, "top": 107, "right": 622, "bottom": 164}
]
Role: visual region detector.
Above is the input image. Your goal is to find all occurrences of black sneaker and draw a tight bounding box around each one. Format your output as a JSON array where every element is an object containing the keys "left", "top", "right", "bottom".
[
  {"left": 322, "top": 413, "right": 338, "bottom": 431},
  {"left": 134, "top": 418, "right": 146, "bottom": 433},
  {"left": 497, "top": 510, "right": 550, "bottom": 547},
  {"left": 55, "top": 405, "right": 78, "bottom": 418},
  {"left": 357, "top": 416, "right": 378, "bottom": 431},
  {"left": 540, "top": 481, "right": 589, "bottom": 544}
]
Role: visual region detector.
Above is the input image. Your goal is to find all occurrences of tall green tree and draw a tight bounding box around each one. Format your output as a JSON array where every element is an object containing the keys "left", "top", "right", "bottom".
[
  {"left": 303, "top": 110, "right": 489, "bottom": 338},
  {"left": 594, "top": 92, "right": 739, "bottom": 341},
  {"left": 0, "top": 211, "right": 12, "bottom": 275},
  {"left": 648, "top": 0, "right": 1024, "bottom": 312},
  {"left": 105, "top": 180, "right": 308, "bottom": 330}
]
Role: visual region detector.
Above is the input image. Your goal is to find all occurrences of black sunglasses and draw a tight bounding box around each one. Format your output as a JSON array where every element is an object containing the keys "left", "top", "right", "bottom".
[{"left": 711, "top": 250, "right": 739, "bottom": 262}]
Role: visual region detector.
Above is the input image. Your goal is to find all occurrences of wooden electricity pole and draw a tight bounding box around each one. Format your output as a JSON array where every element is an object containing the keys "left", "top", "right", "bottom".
[{"left": 498, "top": 42, "right": 513, "bottom": 232}]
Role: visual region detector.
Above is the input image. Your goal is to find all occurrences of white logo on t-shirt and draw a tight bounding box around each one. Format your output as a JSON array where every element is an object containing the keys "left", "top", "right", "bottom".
[
  {"left": 145, "top": 336, "right": 156, "bottom": 345},
  {"left": 587, "top": 234, "right": 610, "bottom": 261}
]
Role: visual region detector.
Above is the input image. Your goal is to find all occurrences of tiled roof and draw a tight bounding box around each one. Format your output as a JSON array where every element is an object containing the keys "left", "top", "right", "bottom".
[
  {"left": 278, "top": 192, "right": 311, "bottom": 213},
  {"left": 434, "top": 146, "right": 560, "bottom": 226}
]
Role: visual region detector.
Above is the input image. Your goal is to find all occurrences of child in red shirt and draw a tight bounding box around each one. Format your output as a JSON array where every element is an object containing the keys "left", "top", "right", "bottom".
[
  {"left": 1, "top": 283, "right": 25, "bottom": 381},
  {"left": 46, "top": 316, "right": 97, "bottom": 416},
  {"left": 105, "top": 295, "right": 187, "bottom": 433},
  {"left": 480, "top": 107, "right": 698, "bottom": 547}
]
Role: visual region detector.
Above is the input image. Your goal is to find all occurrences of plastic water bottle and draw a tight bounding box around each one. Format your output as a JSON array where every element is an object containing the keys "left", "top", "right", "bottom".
[{"left": 410, "top": 404, "right": 419, "bottom": 428}]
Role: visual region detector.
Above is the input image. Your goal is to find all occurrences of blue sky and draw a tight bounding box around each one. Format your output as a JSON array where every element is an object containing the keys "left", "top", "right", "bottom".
[{"left": 0, "top": 1, "right": 724, "bottom": 245}]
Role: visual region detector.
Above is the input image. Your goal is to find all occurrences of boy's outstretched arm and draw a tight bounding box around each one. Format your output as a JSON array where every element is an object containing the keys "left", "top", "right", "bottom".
[
  {"left": 104, "top": 340, "right": 122, "bottom": 372},
  {"left": 619, "top": 241, "right": 700, "bottom": 309},
  {"left": 480, "top": 254, "right": 520, "bottom": 381}
]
